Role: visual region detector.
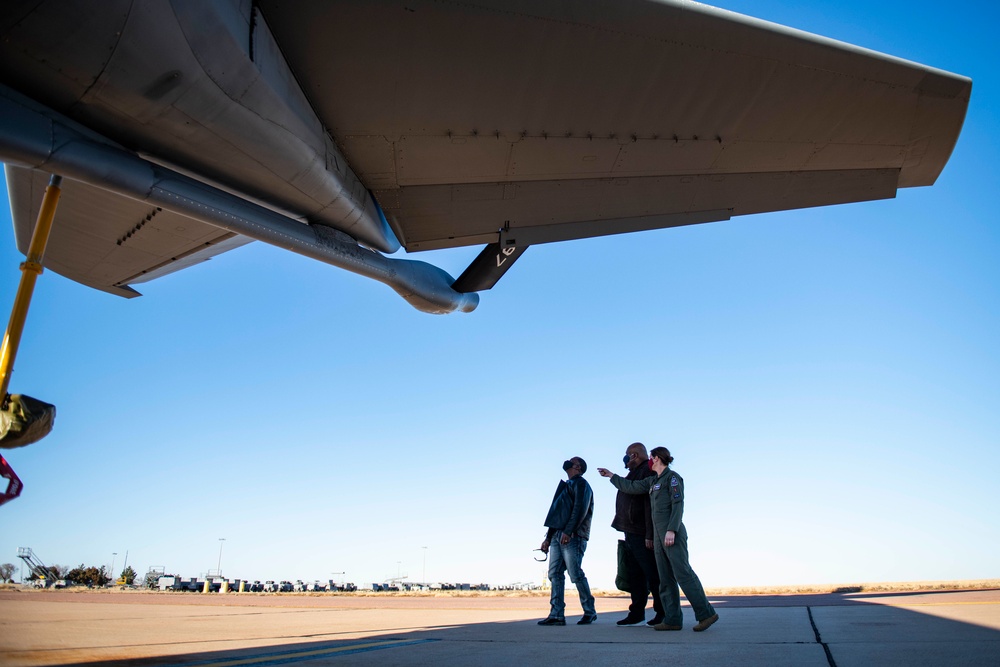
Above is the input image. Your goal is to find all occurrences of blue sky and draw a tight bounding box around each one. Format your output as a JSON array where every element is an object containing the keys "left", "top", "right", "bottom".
[{"left": 1, "top": 0, "right": 997, "bottom": 591}]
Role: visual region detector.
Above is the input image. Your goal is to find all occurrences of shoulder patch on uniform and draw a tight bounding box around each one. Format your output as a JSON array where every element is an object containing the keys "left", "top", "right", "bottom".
[
  {"left": 670, "top": 476, "right": 679, "bottom": 487},
  {"left": 673, "top": 493, "right": 681, "bottom": 499}
]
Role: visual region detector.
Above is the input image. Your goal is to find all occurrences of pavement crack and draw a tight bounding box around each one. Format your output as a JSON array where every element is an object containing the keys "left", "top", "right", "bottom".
[{"left": 807, "top": 606, "right": 837, "bottom": 667}]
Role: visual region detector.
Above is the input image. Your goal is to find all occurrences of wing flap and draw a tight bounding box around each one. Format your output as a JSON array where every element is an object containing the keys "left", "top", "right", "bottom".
[
  {"left": 6, "top": 166, "right": 251, "bottom": 297},
  {"left": 390, "top": 168, "right": 899, "bottom": 251}
]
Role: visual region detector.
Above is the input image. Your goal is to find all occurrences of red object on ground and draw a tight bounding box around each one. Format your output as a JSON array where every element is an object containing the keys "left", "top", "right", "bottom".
[{"left": 0, "top": 454, "right": 22, "bottom": 507}]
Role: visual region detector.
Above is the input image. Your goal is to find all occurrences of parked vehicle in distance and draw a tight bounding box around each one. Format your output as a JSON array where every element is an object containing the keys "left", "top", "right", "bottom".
[{"left": 322, "top": 580, "right": 356, "bottom": 592}]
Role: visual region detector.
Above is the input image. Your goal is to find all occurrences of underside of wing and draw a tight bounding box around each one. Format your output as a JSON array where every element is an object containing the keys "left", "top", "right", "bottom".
[
  {"left": 260, "top": 0, "right": 971, "bottom": 251},
  {"left": 6, "top": 165, "right": 251, "bottom": 297}
]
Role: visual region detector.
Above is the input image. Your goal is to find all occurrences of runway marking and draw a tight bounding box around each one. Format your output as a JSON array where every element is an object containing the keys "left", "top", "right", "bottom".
[{"left": 162, "top": 639, "right": 438, "bottom": 666}]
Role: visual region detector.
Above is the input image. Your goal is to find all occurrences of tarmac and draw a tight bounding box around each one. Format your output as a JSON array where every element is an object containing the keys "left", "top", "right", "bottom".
[{"left": 1, "top": 588, "right": 998, "bottom": 666}]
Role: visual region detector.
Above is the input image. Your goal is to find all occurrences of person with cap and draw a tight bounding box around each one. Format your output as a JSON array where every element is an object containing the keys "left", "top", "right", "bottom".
[
  {"left": 537, "top": 456, "right": 597, "bottom": 626},
  {"left": 598, "top": 446, "right": 719, "bottom": 632}
]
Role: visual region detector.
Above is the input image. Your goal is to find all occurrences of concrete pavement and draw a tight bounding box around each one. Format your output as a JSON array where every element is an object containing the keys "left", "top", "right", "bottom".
[{"left": 1, "top": 588, "right": 997, "bottom": 666}]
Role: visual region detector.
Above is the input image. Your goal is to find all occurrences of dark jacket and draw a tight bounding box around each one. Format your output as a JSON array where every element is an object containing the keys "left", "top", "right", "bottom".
[
  {"left": 611, "top": 464, "right": 655, "bottom": 540},
  {"left": 543, "top": 475, "right": 594, "bottom": 540},
  {"left": 610, "top": 468, "right": 686, "bottom": 537}
]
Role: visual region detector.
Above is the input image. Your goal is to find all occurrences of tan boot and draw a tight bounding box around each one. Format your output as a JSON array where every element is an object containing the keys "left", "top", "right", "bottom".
[
  {"left": 653, "top": 623, "right": 682, "bottom": 631},
  {"left": 692, "top": 613, "right": 719, "bottom": 632}
]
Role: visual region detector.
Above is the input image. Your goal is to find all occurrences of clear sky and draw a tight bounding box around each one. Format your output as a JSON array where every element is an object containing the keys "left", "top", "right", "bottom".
[{"left": 1, "top": 0, "right": 997, "bottom": 592}]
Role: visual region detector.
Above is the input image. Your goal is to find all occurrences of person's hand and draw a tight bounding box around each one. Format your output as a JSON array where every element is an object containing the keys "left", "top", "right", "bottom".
[
  {"left": 645, "top": 539, "right": 653, "bottom": 550},
  {"left": 597, "top": 467, "right": 613, "bottom": 477},
  {"left": 664, "top": 531, "right": 676, "bottom": 548},
  {"left": 560, "top": 533, "right": 571, "bottom": 545},
  {"left": 540, "top": 539, "right": 550, "bottom": 554}
]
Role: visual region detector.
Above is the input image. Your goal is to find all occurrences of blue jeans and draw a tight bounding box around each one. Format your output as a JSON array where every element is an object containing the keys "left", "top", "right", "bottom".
[{"left": 547, "top": 533, "right": 596, "bottom": 618}]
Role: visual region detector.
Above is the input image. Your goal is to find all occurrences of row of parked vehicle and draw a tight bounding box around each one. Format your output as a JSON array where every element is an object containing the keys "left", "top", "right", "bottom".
[
  {"left": 156, "top": 576, "right": 357, "bottom": 592},
  {"left": 155, "top": 576, "right": 529, "bottom": 593},
  {"left": 248, "top": 580, "right": 358, "bottom": 593}
]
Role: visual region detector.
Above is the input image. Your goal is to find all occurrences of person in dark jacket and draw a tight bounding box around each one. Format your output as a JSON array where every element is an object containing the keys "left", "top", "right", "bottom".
[
  {"left": 598, "top": 446, "right": 719, "bottom": 632},
  {"left": 538, "top": 456, "right": 596, "bottom": 626},
  {"left": 612, "top": 442, "right": 665, "bottom": 626}
]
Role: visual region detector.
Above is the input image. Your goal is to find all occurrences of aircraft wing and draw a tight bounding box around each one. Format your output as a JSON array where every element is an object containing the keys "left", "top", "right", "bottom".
[
  {"left": 0, "top": 0, "right": 970, "bottom": 310},
  {"left": 261, "top": 0, "right": 971, "bottom": 252}
]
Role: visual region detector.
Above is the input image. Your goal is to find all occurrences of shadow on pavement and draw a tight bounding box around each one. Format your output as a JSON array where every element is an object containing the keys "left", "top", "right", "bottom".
[{"left": 32, "top": 591, "right": 1000, "bottom": 667}]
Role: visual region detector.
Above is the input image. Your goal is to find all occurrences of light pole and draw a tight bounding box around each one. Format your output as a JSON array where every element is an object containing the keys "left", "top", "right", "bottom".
[
  {"left": 422, "top": 547, "right": 427, "bottom": 585},
  {"left": 110, "top": 552, "right": 117, "bottom": 582},
  {"left": 217, "top": 538, "right": 226, "bottom": 576}
]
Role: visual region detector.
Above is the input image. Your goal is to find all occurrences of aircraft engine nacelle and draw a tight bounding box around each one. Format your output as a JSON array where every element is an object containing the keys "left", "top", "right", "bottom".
[{"left": 0, "top": 0, "right": 399, "bottom": 253}]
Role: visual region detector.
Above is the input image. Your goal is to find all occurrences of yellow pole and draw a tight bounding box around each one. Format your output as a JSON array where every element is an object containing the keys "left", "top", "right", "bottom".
[{"left": 0, "top": 175, "right": 61, "bottom": 404}]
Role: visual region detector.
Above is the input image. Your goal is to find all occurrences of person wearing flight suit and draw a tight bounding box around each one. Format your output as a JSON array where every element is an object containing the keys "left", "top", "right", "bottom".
[{"left": 598, "top": 446, "right": 718, "bottom": 632}]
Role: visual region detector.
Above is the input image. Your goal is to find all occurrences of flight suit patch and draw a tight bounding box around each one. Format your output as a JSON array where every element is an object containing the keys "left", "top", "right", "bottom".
[
  {"left": 670, "top": 476, "right": 679, "bottom": 487},
  {"left": 653, "top": 483, "right": 661, "bottom": 490}
]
